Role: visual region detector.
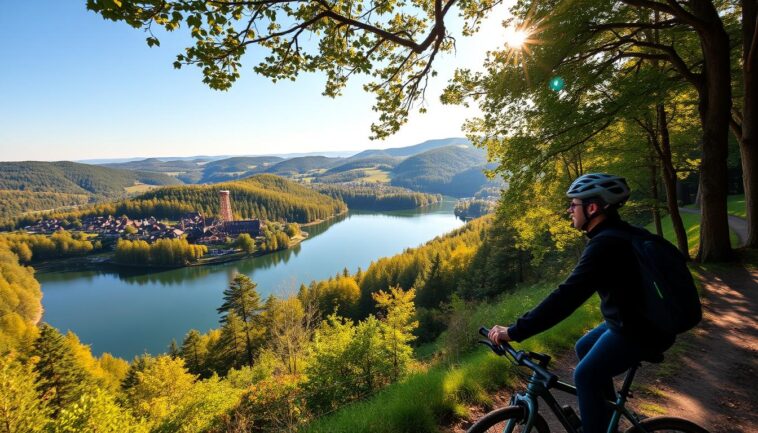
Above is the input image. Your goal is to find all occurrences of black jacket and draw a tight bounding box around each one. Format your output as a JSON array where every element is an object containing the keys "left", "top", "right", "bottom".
[{"left": 507, "top": 218, "right": 674, "bottom": 356}]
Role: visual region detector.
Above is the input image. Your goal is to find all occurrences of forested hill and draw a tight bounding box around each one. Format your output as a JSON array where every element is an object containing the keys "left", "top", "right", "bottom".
[
  {"left": 103, "top": 156, "right": 285, "bottom": 184},
  {"left": 264, "top": 156, "right": 341, "bottom": 175},
  {"left": 390, "top": 145, "right": 491, "bottom": 195},
  {"left": 131, "top": 174, "right": 346, "bottom": 223},
  {"left": 314, "top": 184, "right": 441, "bottom": 211},
  {"left": 200, "top": 156, "right": 284, "bottom": 183},
  {"left": 0, "top": 161, "right": 181, "bottom": 196},
  {"left": 0, "top": 161, "right": 182, "bottom": 224}
]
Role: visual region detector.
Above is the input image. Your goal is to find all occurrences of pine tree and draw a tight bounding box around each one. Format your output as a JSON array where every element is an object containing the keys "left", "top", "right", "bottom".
[
  {"left": 121, "top": 354, "right": 154, "bottom": 392},
  {"left": 217, "top": 274, "right": 263, "bottom": 367},
  {"left": 167, "top": 339, "right": 180, "bottom": 359},
  {"left": 0, "top": 354, "right": 50, "bottom": 433},
  {"left": 216, "top": 311, "right": 246, "bottom": 372},
  {"left": 180, "top": 330, "right": 205, "bottom": 375},
  {"left": 32, "top": 323, "right": 88, "bottom": 417}
]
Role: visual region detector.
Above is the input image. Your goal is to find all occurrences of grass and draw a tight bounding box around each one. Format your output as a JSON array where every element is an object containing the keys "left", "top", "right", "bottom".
[
  {"left": 638, "top": 402, "right": 668, "bottom": 416},
  {"left": 124, "top": 183, "right": 157, "bottom": 194},
  {"left": 684, "top": 194, "right": 746, "bottom": 219},
  {"left": 358, "top": 168, "right": 391, "bottom": 183},
  {"left": 647, "top": 210, "right": 740, "bottom": 255},
  {"left": 726, "top": 194, "right": 746, "bottom": 218},
  {"left": 300, "top": 280, "right": 602, "bottom": 433}
]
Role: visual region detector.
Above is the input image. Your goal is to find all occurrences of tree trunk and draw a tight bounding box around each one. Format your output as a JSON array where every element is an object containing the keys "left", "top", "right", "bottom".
[
  {"left": 648, "top": 137, "right": 664, "bottom": 236},
  {"left": 741, "top": 0, "right": 758, "bottom": 247},
  {"left": 658, "top": 104, "right": 691, "bottom": 258},
  {"left": 692, "top": 1, "right": 733, "bottom": 262}
]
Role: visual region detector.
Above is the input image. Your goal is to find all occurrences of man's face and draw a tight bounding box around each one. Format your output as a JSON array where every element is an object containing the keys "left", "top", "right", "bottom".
[{"left": 567, "top": 199, "right": 586, "bottom": 230}]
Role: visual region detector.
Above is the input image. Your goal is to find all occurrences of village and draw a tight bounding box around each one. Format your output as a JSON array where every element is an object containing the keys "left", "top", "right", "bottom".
[{"left": 21, "top": 191, "right": 264, "bottom": 248}]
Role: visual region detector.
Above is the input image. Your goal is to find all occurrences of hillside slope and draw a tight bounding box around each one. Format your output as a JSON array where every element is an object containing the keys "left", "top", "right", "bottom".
[
  {"left": 0, "top": 161, "right": 182, "bottom": 222},
  {"left": 133, "top": 174, "right": 346, "bottom": 223},
  {"left": 390, "top": 145, "right": 489, "bottom": 195},
  {"left": 352, "top": 137, "right": 470, "bottom": 159},
  {"left": 0, "top": 161, "right": 181, "bottom": 196}
]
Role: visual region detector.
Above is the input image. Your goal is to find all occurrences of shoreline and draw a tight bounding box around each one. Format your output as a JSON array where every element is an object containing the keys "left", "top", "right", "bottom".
[{"left": 32, "top": 231, "right": 311, "bottom": 273}]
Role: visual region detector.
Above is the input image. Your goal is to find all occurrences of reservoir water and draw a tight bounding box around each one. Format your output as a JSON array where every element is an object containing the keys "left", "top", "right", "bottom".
[{"left": 37, "top": 201, "right": 464, "bottom": 359}]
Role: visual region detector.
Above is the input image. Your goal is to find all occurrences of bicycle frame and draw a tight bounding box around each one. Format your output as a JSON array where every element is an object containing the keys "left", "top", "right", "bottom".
[{"left": 505, "top": 365, "right": 650, "bottom": 433}]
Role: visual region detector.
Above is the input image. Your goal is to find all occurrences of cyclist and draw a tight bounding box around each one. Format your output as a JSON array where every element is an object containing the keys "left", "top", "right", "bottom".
[{"left": 488, "top": 173, "right": 675, "bottom": 433}]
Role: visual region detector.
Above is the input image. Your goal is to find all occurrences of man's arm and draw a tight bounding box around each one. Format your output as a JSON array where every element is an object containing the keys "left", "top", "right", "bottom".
[{"left": 504, "top": 239, "right": 609, "bottom": 342}]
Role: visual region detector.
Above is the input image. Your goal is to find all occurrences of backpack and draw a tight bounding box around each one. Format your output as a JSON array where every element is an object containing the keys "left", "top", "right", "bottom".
[{"left": 597, "top": 228, "right": 702, "bottom": 335}]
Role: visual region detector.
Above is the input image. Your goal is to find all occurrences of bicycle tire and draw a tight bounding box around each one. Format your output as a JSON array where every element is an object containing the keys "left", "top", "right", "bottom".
[
  {"left": 623, "top": 416, "right": 711, "bottom": 433},
  {"left": 466, "top": 406, "right": 550, "bottom": 433}
]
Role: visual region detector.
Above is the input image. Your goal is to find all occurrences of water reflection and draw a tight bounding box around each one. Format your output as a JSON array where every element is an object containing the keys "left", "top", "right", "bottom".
[{"left": 39, "top": 201, "right": 463, "bottom": 358}]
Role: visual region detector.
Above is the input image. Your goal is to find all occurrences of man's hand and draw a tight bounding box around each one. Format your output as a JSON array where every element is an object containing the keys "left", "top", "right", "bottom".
[{"left": 488, "top": 325, "right": 511, "bottom": 344}]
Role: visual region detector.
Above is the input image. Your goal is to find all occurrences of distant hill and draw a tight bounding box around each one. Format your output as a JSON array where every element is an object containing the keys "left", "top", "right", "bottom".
[
  {"left": 200, "top": 156, "right": 285, "bottom": 183},
  {"left": 350, "top": 137, "right": 470, "bottom": 159},
  {"left": 323, "top": 156, "right": 401, "bottom": 174},
  {"left": 101, "top": 156, "right": 285, "bottom": 184},
  {"left": 390, "top": 145, "right": 489, "bottom": 196},
  {"left": 0, "top": 161, "right": 183, "bottom": 224},
  {"left": 265, "top": 156, "right": 342, "bottom": 176},
  {"left": 125, "top": 174, "right": 346, "bottom": 223},
  {"left": 102, "top": 158, "right": 207, "bottom": 172},
  {"left": 0, "top": 161, "right": 181, "bottom": 197}
]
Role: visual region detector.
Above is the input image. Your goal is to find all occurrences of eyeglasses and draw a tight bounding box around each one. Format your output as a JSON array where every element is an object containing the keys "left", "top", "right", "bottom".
[{"left": 567, "top": 202, "right": 584, "bottom": 210}]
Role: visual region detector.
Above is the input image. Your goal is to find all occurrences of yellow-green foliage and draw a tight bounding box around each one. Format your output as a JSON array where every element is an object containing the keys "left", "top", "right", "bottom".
[
  {"left": 51, "top": 388, "right": 147, "bottom": 433},
  {"left": 303, "top": 276, "right": 360, "bottom": 317},
  {"left": 232, "top": 374, "right": 306, "bottom": 433},
  {"left": 114, "top": 238, "right": 207, "bottom": 266},
  {"left": 357, "top": 217, "right": 489, "bottom": 315},
  {"left": 0, "top": 246, "right": 41, "bottom": 351},
  {"left": 0, "top": 230, "right": 94, "bottom": 263},
  {"left": 153, "top": 377, "right": 243, "bottom": 433},
  {"left": 65, "top": 332, "right": 129, "bottom": 393},
  {"left": 0, "top": 189, "right": 89, "bottom": 224},
  {"left": 125, "top": 356, "right": 197, "bottom": 420},
  {"left": 0, "top": 353, "right": 50, "bottom": 433},
  {"left": 302, "top": 280, "right": 602, "bottom": 433}
]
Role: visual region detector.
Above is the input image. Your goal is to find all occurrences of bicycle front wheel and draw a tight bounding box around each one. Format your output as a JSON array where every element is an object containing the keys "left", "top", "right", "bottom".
[
  {"left": 466, "top": 406, "right": 549, "bottom": 433},
  {"left": 623, "top": 416, "right": 711, "bottom": 433}
]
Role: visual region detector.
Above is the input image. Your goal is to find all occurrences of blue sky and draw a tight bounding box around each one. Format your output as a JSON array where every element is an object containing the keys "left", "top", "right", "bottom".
[{"left": 0, "top": 2, "right": 510, "bottom": 161}]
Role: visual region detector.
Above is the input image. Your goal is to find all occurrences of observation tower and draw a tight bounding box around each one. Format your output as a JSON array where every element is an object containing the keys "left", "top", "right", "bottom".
[{"left": 218, "top": 190, "right": 233, "bottom": 222}]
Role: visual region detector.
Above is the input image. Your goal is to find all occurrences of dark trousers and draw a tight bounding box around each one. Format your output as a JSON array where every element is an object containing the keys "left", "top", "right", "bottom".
[{"left": 574, "top": 322, "right": 642, "bottom": 433}]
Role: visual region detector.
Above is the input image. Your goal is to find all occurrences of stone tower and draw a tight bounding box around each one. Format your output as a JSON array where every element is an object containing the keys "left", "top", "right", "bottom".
[{"left": 218, "top": 190, "right": 233, "bottom": 222}]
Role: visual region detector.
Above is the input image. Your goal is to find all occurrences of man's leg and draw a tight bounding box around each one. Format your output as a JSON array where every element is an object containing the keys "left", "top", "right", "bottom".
[
  {"left": 575, "top": 322, "right": 608, "bottom": 360},
  {"left": 574, "top": 329, "right": 642, "bottom": 433}
]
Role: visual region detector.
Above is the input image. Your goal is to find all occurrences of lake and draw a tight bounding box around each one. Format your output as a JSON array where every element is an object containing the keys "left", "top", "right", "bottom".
[{"left": 37, "top": 201, "right": 465, "bottom": 359}]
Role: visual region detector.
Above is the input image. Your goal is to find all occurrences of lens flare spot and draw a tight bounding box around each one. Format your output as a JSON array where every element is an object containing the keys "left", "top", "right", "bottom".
[{"left": 549, "top": 76, "right": 565, "bottom": 92}]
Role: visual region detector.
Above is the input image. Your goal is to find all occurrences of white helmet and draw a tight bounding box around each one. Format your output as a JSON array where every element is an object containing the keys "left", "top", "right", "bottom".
[{"left": 566, "top": 173, "right": 630, "bottom": 207}]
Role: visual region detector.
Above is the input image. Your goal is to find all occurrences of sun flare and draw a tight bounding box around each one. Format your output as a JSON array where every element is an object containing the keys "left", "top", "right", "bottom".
[{"left": 504, "top": 26, "right": 529, "bottom": 50}]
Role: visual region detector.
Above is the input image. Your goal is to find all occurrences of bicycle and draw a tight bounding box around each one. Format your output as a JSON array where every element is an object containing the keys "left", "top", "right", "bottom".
[{"left": 468, "top": 327, "right": 711, "bottom": 433}]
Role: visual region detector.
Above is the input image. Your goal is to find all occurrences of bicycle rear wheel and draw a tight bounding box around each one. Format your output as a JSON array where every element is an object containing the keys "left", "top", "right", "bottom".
[
  {"left": 623, "top": 416, "right": 711, "bottom": 433},
  {"left": 466, "top": 406, "right": 549, "bottom": 433}
]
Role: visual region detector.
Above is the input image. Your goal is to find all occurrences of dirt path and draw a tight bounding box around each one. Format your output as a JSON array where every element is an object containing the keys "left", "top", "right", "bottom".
[{"left": 449, "top": 265, "right": 758, "bottom": 433}]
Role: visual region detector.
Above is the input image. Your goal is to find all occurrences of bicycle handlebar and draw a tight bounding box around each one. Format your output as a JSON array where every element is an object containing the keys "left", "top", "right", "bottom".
[{"left": 479, "top": 327, "right": 558, "bottom": 388}]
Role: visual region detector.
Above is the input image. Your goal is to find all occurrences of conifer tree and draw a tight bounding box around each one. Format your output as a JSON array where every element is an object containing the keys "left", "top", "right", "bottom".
[
  {"left": 0, "top": 354, "right": 50, "bottom": 433},
  {"left": 216, "top": 311, "right": 246, "bottom": 372},
  {"left": 217, "top": 274, "right": 263, "bottom": 367},
  {"left": 32, "top": 323, "right": 88, "bottom": 417},
  {"left": 180, "top": 330, "right": 205, "bottom": 376},
  {"left": 167, "top": 340, "right": 180, "bottom": 359},
  {"left": 121, "top": 354, "right": 154, "bottom": 392}
]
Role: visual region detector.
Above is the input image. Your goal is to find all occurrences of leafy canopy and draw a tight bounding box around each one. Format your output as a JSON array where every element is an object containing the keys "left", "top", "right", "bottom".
[{"left": 87, "top": 0, "right": 497, "bottom": 139}]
